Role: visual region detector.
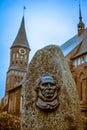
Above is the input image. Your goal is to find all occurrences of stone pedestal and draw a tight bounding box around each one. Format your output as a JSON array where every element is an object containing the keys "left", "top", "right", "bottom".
[{"left": 21, "top": 45, "right": 84, "bottom": 130}]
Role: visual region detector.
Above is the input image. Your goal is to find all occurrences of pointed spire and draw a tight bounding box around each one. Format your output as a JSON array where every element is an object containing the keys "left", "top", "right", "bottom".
[
  {"left": 79, "top": 1, "right": 82, "bottom": 23},
  {"left": 77, "top": 0, "right": 85, "bottom": 35},
  {"left": 11, "top": 15, "right": 30, "bottom": 49}
]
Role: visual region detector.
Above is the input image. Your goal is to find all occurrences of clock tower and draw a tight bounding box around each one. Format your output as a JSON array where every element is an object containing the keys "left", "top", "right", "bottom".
[
  {"left": 6, "top": 16, "right": 30, "bottom": 92},
  {"left": 4, "top": 16, "right": 30, "bottom": 114}
]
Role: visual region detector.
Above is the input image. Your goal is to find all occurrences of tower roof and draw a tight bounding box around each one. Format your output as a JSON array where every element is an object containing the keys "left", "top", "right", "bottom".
[
  {"left": 78, "top": 2, "right": 85, "bottom": 35},
  {"left": 60, "top": 1, "right": 86, "bottom": 58},
  {"left": 11, "top": 16, "right": 30, "bottom": 49}
]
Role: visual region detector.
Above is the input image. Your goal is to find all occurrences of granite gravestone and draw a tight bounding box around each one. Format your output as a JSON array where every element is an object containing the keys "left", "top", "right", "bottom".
[{"left": 21, "top": 45, "right": 84, "bottom": 130}]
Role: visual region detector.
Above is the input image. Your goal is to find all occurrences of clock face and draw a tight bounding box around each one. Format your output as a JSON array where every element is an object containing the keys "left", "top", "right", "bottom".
[{"left": 19, "top": 48, "right": 26, "bottom": 55}]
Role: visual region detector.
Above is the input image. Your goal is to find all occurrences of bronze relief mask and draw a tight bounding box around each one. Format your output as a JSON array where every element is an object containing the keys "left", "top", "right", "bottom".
[{"left": 35, "top": 75, "right": 60, "bottom": 111}]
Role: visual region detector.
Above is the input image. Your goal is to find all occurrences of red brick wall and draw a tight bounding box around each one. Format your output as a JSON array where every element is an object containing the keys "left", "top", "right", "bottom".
[{"left": 8, "top": 87, "right": 21, "bottom": 116}]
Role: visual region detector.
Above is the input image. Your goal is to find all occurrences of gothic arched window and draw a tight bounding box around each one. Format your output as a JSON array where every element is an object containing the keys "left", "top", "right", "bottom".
[{"left": 79, "top": 72, "right": 84, "bottom": 101}]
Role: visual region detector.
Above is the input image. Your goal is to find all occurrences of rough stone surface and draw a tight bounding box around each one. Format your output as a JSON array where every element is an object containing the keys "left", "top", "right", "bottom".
[{"left": 21, "top": 45, "right": 84, "bottom": 130}]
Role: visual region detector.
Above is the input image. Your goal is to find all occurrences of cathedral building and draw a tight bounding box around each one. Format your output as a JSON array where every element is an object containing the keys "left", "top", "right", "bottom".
[
  {"left": 4, "top": 16, "right": 30, "bottom": 115},
  {"left": 61, "top": 4, "right": 87, "bottom": 116},
  {"left": 3, "top": 4, "right": 87, "bottom": 116}
]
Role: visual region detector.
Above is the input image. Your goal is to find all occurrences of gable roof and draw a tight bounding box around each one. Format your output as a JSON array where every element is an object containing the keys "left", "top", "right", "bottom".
[
  {"left": 11, "top": 16, "right": 30, "bottom": 49},
  {"left": 60, "top": 29, "right": 87, "bottom": 58},
  {"left": 72, "top": 29, "right": 87, "bottom": 58}
]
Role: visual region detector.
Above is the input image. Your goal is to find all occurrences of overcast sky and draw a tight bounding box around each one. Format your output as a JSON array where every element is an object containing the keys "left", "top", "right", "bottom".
[{"left": 0, "top": 0, "right": 87, "bottom": 99}]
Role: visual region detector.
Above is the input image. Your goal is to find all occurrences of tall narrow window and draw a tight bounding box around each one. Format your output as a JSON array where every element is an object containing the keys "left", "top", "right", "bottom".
[
  {"left": 12, "top": 53, "right": 15, "bottom": 59},
  {"left": 78, "top": 58, "right": 80, "bottom": 65},
  {"left": 80, "top": 82, "right": 82, "bottom": 101},
  {"left": 25, "top": 55, "right": 27, "bottom": 60},
  {"left": 20, "top": 55, "right": 23, "bottom": 60},
  {"left": 86, "top": 55, "right": 87, "bottom": 62},
  {"left": 81, "top": 57, "right": 85, "bottom": 64},
  {"left": 79, "top": 72, "right": 84, "bottom": 101},
  {"left": 73, "top": 60, "right": 77, "bottom": 66},
  {"left": 11, "top": 71, "right": 14, "bottom": 75},
  {"left": 17, "top": 53, "right": 19, "bottom": 59}
]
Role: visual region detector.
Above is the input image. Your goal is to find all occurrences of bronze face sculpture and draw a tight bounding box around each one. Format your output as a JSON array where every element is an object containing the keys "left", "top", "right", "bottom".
[{"left": 35, "top": 75, "right": 60, "bottom": 111}]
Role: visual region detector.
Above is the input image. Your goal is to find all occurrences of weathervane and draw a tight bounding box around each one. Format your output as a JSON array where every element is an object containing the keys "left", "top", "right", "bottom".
[{"left": 23, "top": 6, "right": 26, "bottom": 16}]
